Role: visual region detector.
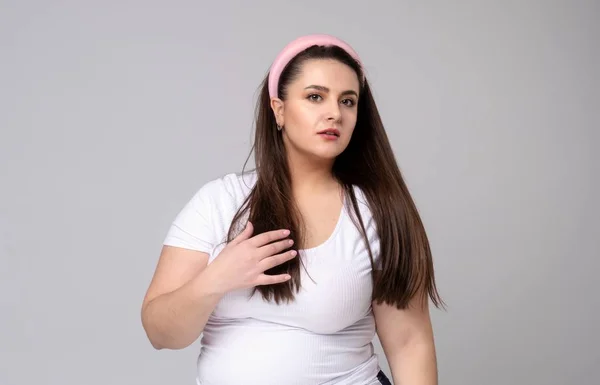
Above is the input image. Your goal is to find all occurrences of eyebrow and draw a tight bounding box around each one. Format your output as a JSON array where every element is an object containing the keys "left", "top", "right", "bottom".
[{"left": 304, "top": 85, "right": 358, "bottom": 97}]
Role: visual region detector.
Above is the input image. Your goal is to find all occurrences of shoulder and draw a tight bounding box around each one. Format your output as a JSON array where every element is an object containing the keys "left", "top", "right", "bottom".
[
  {"left": 345, "top": 185, "right": 378, "bottom": 236},
  {"left": 348, "top": 185, "right": 379, "bottom": 240},
  {"left": 348, "top": 185, "right": 382, "bottom": 266},
  {"left": 350, "top": 185, "right": 373, "bottom": 219},
  {"left": 194, "top": 169, "right": 258, "bottom": 203}
]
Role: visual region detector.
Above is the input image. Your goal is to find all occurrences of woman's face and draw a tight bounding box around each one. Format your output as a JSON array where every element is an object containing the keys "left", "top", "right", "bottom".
[{"left": 271, "top": 59, "right": 360, "bottom": 162}]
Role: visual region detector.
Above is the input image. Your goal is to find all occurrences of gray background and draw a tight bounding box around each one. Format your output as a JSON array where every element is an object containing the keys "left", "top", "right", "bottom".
[{"left": 1, "top": 1, "right": 598, "bottom": 384}]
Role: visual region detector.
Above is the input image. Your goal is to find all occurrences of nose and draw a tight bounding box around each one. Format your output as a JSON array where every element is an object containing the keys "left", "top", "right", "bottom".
[{"left": 326, "top": 100, "right": 342, "bottom": 123}]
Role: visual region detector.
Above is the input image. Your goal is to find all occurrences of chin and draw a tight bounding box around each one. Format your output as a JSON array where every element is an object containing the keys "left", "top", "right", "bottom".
[
  {"left": 293, "top": 140, "right": 349, "bottom": 161},
  {"left": 310, "top": 148, "right": 345, "bottom": 161}
]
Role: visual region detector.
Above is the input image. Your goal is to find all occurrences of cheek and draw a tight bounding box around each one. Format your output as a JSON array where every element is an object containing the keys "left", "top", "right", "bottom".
[
  {"left": 342, "top": 110, "right": 358, "bottom": 128},
  {"left": 286, "top": 105, "right": 320, "bottom": 132}
]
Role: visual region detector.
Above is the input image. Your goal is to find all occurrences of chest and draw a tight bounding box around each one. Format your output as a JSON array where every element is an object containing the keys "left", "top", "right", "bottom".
[
  {"left": 295, "top": 188, "right": 344, "bottom": 250},
  {"left": 209, "top": 213, "right": 377, "bottom": 334}
]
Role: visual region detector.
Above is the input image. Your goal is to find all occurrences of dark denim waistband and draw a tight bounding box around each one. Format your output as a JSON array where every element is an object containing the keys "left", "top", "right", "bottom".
[{"left": 376, "top": 370, "right": 392, "bottom": 385}]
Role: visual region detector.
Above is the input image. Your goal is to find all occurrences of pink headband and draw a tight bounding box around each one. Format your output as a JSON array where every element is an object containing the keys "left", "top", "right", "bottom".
[{"left": 268, "top": 34, "right": 364, "bottom": 99}]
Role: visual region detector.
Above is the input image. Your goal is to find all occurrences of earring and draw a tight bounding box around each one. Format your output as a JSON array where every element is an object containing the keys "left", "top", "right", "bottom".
[{"left": 277, "top": 124, "right": 283, "bottom": 131}]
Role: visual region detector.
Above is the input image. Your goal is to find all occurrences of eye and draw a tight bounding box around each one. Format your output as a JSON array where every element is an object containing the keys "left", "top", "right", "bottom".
[
  {"left": 341, "top": 98, "right": 356, "bottom": 107},
  {"left": 307, "top": 94, "right": 322, "bottom": 102}
]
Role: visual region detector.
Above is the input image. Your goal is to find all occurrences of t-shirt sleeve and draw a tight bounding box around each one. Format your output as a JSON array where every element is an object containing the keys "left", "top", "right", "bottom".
[{"left": 163, "top": 180, "right": 219, "bottom": 253}]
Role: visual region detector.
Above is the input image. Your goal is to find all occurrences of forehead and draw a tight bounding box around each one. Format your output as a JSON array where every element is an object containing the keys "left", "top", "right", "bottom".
[{"left": 290, "top": 59, "right": 360, "bottom": 92}]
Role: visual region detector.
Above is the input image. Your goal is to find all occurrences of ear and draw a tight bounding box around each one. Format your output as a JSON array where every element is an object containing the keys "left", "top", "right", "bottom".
[{"left": 270, "top": 97, "right": 285, "bottom": 127}]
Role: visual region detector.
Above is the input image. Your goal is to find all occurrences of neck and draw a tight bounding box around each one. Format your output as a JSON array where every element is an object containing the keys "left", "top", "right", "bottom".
[{"left": 286, "top": 151, "right": 338, "bottom": 196}]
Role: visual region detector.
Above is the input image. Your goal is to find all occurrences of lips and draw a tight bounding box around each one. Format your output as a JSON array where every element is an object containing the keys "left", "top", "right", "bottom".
[{"left": 317, "top": 128, "right": 340, "bottom": 137}]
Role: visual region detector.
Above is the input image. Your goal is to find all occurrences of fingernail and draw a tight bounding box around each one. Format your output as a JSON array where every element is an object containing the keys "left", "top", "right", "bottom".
[{"left": 283, "top": 230, "right": 290, "bottom": 235}]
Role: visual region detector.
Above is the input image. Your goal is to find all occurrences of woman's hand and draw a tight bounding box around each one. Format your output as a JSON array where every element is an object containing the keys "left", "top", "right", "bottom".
[{"left": 203, "top": 221, "right": 297, "bottom": 295}]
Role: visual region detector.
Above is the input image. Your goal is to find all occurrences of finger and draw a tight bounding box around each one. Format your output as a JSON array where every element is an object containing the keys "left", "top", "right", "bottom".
[
  {"left": 255, "top": 273, "right": 292, "bottom": 286},
  {"left": 256, "top": 238, "right": 295, "bottom": 260},
  {"left": 231, "top": 221, "right": 253, "bottom": 246},
  {"left": 248, "top": 228, "right": 291, "bottom": 248},
  {"left": 259, "top": 249, "right": 298, "bottom": 271}
]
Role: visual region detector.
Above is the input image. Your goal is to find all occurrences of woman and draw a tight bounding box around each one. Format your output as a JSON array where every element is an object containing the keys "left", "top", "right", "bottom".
[{"left": 141, "top": 34, "right": 444, "bottom": 385}]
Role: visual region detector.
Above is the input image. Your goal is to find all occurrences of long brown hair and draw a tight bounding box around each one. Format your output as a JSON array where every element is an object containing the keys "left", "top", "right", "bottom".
[{"left": 227, "top": 45, "right": 445, "bottom": 310}]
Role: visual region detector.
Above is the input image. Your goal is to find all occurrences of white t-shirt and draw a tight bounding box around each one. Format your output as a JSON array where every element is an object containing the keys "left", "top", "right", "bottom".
[{"left": 163, "top": 170, "right": 383, "bottom": 385}]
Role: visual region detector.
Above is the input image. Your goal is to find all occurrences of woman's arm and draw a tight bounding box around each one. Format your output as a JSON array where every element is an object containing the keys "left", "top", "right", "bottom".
[
  {"left": 141, "top": 224, "right": 297, "bottom": 350},
  {"left": 141, "top": 245, "right": 223, "bottom": 350},
  {"left": 373, "top": 292, "right": 438, "bottom": 385}
]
